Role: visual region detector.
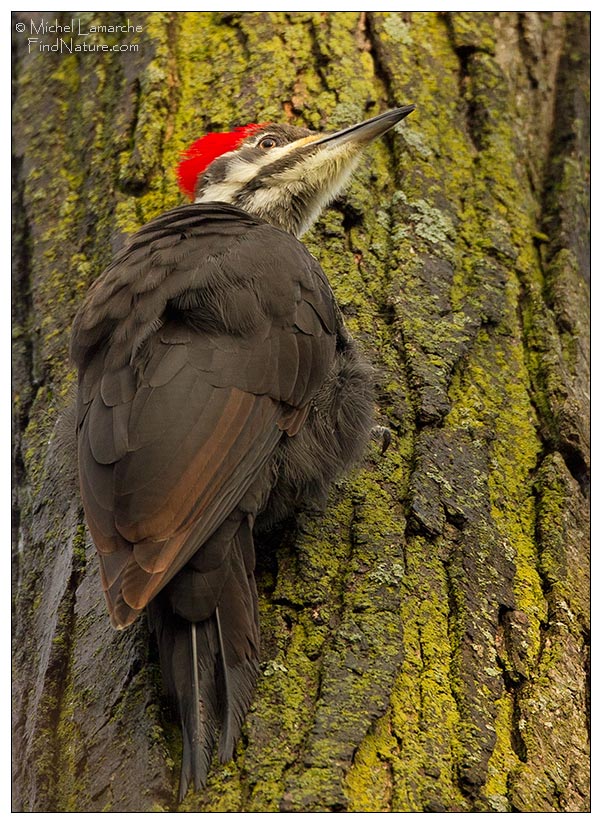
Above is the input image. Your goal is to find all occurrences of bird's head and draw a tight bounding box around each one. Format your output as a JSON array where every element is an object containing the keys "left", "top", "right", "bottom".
[{"left": 177, "top": 106, "right": 415, "bottom": 237}]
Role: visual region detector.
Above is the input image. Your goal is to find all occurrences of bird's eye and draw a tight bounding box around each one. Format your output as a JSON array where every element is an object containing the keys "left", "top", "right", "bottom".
[{"left": 258, "top": 136, "right": 278, "bottom": 150}]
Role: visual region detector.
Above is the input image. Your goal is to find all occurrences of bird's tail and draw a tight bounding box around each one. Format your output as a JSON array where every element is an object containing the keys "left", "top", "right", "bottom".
[{"left": 148, "top": 515, "right": 260, "bottom": 801}]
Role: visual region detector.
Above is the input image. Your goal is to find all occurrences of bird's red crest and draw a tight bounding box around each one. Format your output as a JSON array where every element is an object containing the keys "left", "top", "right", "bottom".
[{"left": 176, "top": 124, "right": 266, "bottom": 200}]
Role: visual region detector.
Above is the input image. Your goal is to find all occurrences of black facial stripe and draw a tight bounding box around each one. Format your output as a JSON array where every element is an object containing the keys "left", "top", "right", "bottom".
[{"left": 237, "top": 142, "right": 321, "bottom": 195}]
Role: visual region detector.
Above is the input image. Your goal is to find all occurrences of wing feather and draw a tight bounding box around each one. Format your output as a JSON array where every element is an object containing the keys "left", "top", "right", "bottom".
[{"left": 74, "top": 204, "right": 339, "bottom": 629}]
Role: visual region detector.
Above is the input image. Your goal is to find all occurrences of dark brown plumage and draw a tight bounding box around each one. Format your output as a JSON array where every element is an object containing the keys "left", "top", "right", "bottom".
[{"left": 71, "top": 106, "right": 414, "bottom": 799}]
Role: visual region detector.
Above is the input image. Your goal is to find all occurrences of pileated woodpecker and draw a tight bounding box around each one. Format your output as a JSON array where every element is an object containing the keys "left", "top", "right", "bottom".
[{"left": 70, "top": 104, "right": 414, "bottom": 799}]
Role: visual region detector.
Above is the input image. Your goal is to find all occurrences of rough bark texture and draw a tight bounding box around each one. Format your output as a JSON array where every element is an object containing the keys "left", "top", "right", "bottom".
[{"left": 12, "top": 11, "right": 589, "bottom": 813}]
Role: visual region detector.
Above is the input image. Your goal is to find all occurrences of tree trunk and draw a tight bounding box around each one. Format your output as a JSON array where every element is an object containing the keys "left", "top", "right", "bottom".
[{"left": 12, "top": 10, "right": 589, "bottom": 813}]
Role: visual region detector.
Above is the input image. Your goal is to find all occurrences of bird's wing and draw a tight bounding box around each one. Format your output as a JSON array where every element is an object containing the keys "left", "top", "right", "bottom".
[{"left": 73, "top": 204, "right": 336, "bottom": 628}]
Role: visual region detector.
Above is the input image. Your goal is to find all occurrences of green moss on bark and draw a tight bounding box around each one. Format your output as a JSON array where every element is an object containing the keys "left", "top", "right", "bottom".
[{"left": 12, "top": 10, "right": 589, "bottom": 813}]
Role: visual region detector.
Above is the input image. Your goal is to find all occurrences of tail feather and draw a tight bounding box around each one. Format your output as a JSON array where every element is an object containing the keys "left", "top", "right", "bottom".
[
  {"left": 178, "top": 621, "right": 221, "bottom": 801},
  {"left": 216, "top": 516, "right": 260, "bottom": 759},
  {"left": 148, "top": 608, "right": 221, "bottom": 799},
  {"left": 148, "top": 515, "right": 260, "bottom": 800}
]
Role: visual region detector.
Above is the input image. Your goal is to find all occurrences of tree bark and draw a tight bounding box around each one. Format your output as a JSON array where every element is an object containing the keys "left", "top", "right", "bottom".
[{"left": 12, "top": 10, "right": 589, "bottom": 813}]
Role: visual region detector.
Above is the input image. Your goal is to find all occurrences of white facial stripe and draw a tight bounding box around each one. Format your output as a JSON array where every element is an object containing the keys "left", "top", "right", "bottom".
[
  {"left": 196, "top": 180, "right": 242, "bottom": 204},
  {"left": 246, "top": 186, "right": 284, "bottom": 213},
  {"left": 222, "top": 156, "right": 261, "bottom": 185}
]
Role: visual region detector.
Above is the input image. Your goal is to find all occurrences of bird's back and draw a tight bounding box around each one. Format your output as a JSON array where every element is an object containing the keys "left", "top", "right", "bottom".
[{"left": 72, "top": 204, "right": 340, "bottom": 624}]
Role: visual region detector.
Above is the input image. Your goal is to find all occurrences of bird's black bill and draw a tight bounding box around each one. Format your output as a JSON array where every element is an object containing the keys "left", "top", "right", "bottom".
[{"left": 314, "top": 105, "right": 415, "bottom": 148}]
